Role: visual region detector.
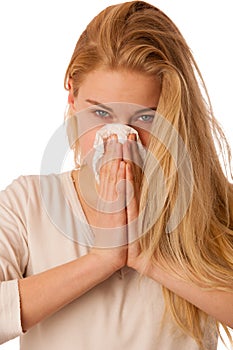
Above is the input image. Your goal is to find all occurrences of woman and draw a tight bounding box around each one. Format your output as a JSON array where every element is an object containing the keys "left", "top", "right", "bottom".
[{"left": 0, "top": 1, "right": 233, "bottom": 349}]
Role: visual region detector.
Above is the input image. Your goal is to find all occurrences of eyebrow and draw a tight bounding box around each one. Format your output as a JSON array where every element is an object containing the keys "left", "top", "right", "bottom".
[{"left": 85, "top": 99, "right": 157, "bottom": 113}]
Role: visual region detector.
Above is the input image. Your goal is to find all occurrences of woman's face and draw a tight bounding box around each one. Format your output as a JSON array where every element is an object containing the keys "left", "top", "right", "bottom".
[{"left": 71, "top": 68, "right": 161, "bottom": 161}]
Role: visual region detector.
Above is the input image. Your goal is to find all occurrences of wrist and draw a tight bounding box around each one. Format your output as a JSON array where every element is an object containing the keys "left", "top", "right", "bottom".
[{"left": 88, "top": 248, "right": 126, "bottom": 275}]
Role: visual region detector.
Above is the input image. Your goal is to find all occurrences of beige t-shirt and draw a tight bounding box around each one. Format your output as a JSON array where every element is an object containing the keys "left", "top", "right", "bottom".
[{"left": 0, "top": 172, "right": 218, "bottom": 349}]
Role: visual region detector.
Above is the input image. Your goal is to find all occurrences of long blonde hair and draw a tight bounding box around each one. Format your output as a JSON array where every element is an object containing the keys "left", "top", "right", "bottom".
[{"left": 64, "top": 1, "right": 233, "bottom": 348}]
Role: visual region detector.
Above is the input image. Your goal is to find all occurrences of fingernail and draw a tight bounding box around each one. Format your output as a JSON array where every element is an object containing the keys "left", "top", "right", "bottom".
[
  {"left": 128, "top": 133, "right": 136, "bottom": 141},
  {"left": 110, "top": 133, "right": 117, "bottom": 140}
]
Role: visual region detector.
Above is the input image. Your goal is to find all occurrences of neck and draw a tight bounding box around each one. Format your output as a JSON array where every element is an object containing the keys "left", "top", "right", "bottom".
[{"left": 72, "top": 165, "right": 99, "bottom": 214}]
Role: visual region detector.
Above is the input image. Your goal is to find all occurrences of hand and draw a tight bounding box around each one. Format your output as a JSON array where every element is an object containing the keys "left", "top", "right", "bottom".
[
  {"left": 123, "top": 134, "right": 152, "bottom": 275},
  {"left": 126, "top": 161, "right": 154, "bottom": 275},
  {"left": 89, "top": 134, "right": 128, "bottom": 272}
]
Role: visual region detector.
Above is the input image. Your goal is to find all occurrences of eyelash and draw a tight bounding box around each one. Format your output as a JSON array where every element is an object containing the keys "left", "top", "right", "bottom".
[
  {"left": 94, "top": 109, "right": 111, "bottom": 118},
  {"left": 92, "top": 109, "right": 154, "bottom": 123},
  {"left": 138, "top": 115, "right": 154, "bottom": 123}
]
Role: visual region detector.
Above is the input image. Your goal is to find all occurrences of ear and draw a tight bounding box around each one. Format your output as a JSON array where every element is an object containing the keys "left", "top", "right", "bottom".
[{"left": 68, "top": 78, "right": 76, "bottom": 110}]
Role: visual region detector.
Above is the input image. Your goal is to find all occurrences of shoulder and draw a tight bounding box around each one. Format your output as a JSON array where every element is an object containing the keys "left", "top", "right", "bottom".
[{"left": 0, "top": 172, "right": 72, "bottom": 205}]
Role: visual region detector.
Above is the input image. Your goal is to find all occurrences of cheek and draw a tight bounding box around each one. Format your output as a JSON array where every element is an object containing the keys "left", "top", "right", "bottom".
[
  {"left": 78, "top": 126, "right": 105, "bottom": 158},
  {"left": 78, "top": 131, "right": 96, "bottom": 156}
]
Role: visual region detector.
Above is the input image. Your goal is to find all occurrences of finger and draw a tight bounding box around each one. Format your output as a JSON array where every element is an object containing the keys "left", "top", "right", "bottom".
[
  {"left": 116, "top": 161, "right": 126, "bottom": 210},
  {"left": 117, "top": 160, "right": 126, "bottom": 183},
  {"left": 122, "top": 138, "right": 132, "bottom": 164},
  {"left": 100, "top": 135, "right": 122, "bottom": 170},
  {"left": 99, "top": 162, "right": 119, "bottom": 203},
  {"left": 98, "top": 138, "right": 118, "bottom": 203},
  {"left": 99, "top": 138, "right": 117, "bottom": 175},
  {"left": 126, "top": 163, "right": 135, "bottom": 211},
  {"left": 98, "top": 139, "right": 123, "bottom": 205},
  {"left": 126, "top": 163, "right": 139, "bottom": 213},
  {"left": 126, "top": 162, "right": 134, "bottom": 182},
  {"left": 123, "top": 134, "right": 140, "bottom": 165},
  {"left": 123, "top": 140, "right": 142, "bottom": 186},
  {"left": 128, "top": 133, "right": 143, "bottom": 168},
  {"left": 128, "top": 133, "right": 136, "bottom": 141},
  {"left": 97, "top": 160, "right": 126, "bottom": 215},
  {"left": 126, "top": 163, "right": 139, "bottom": 242},
  {"left": 103, "top": 133, "right": 118, "bottom": 152},
  {"left": 106, "top": 158, "right": 121, "bottom": 200}
]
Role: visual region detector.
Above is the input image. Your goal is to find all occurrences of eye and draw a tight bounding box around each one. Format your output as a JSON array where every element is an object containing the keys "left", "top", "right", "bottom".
[
  {"left": 138, "top": 114, "right": 154, "bottom": 123},
  {"left": 94, "top": 109, "right": 110, "bottom": 118}
]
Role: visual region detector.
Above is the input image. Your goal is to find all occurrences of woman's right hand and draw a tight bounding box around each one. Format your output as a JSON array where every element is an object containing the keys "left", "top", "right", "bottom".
[
  {"left": 18, "top": 136, "right": 128, "bottom": 332},
  {"left": 89, "top": 134, "right": 128, "bottom": 272}
]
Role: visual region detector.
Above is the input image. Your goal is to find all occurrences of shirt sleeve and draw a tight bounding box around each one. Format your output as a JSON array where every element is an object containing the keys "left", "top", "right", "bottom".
[{"left": 0, "top": 176, "right": 29, "bottom": 344}]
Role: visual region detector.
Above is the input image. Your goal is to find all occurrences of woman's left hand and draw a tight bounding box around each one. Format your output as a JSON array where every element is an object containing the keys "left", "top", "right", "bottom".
[{"left": 122, "top": 134, "right": 151, "bottom": 274}]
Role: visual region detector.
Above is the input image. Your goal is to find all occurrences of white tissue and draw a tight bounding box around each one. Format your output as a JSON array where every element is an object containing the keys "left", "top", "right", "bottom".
[{"left": 92, "top": 123, "right": 147, "bottom": 183}]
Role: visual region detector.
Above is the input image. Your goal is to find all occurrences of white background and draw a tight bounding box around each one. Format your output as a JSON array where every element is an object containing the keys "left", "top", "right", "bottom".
[{"left": 0, "top": 1, "right": 232, "bottom": 349}]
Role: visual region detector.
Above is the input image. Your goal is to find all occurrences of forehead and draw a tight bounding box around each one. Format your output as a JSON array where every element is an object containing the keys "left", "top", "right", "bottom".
[{"left": 77, "top": 68, "right": 161, "bottom": 106}]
